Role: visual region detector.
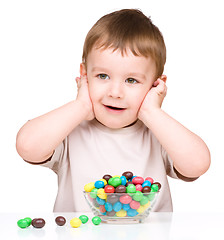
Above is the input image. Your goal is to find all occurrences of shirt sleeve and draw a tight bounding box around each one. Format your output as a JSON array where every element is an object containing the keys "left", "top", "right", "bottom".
[
  {"left": 40, "top": 138, "right": 68, "bottom": 174},
  {"left": 161, "top": 146, "right": 198, "bottom": 182}
]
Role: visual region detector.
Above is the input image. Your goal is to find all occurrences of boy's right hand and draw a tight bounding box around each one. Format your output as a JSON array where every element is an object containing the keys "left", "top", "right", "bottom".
[{"left": 75, "top": 75, "right": 95, "bottom": 121}]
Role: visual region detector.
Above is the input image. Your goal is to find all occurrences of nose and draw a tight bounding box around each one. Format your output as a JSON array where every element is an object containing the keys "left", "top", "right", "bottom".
[{"left": 107, "top": 81, "right": 124, "bottom": 99}]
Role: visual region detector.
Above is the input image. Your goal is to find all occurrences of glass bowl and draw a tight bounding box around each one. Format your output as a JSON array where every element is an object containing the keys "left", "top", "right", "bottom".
[{"left": 83, "top": 191, "right": 159, "bottom": 224}]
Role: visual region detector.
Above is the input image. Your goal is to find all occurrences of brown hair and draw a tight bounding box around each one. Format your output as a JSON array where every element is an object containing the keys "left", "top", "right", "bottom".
[{"left": 82, "top": 9, "right": 166, "bottom": 79}]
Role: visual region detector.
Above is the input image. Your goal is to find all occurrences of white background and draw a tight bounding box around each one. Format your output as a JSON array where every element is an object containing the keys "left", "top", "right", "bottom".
[{"left": 0, "top": 0, "right": 223, "bottom": 213}]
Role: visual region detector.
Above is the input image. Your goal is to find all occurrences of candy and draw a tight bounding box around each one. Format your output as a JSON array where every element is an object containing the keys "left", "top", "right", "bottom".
[
  {"left": 92, "top": 216, "right": 102, "bottom": 225},
  {"left": 104, "top": 185, "right": 115, "bottom": 193},
  {"left": 55, "top": 216, "right": 66, "bottom": 226},
  {"left": 116, "top": 209, "right": 127, "bottom": 217},
  {"left": 84, "top": 182, "right": 95, "bottom": 192},
  {"left": 119, "top": 194, "right": 132, "bottom": 204},
  {"left": 130, "top": 200, "right": 140, "bottom": 210},
  {"left": 17, "top": 219, "right": 29, "bottom": 229},
  {"left": 126, "top": 184, "right": 136, "bottom": 193},
  {"left": 103, "top": 174, "right": 112, "bottom": 182},
  {"left": 142, "top": 180, "right": 152, "bottom": 188},
  {"left": 84, "top": 171, "right": 161, "bottom": 219},
  {"left": 70, "top": 217, "right": 82, "bottom": 228},
  {"left": 31, "top": 218, "right": 45, "bottom": 228},
  {"left": 95, "top": 180, "right": 105, "bottom": 189},
  {"left": 133, "top": 191, "right": 143, "bottom": 201},
  {"left": 115, "top": 185, "right": 126, "bottom": 193},
  {"left": 132, "top": 176, "right": 144, "bottom": 185},
  {"left": 151, "top": 184, "right": 159, "bottom": 192},
  {"left": 24, "top": 217, "right": 32, "bottom": 226},
  {"left": 113, "top": 201, "right": 122, "bottom": 212},
  {"left": 110, "top": 177, "right": 122, "bottom": 187},
  {"left": 142, "top": 186, "right": 151, "bottom": 193},
  {"left": 79, "top": 215, "right": 89, "bottom": 224},
  {"left": 122, "top": 171, "right": 133, "bottom": 180}
]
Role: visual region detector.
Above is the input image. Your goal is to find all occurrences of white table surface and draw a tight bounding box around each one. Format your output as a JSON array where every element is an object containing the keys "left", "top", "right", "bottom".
[{"left": 0, "top": 212, "right": 224, "bottom": 240}]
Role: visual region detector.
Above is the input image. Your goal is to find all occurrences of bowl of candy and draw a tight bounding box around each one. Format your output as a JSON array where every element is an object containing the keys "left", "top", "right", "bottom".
[{"left": 83, "top": 171, "right": 161, "bottom": 224}]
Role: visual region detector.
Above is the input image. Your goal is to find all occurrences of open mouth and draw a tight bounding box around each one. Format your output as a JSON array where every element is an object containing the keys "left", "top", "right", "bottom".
[{"left": 104, "top": 105, "right": 126, "bottom": 111}]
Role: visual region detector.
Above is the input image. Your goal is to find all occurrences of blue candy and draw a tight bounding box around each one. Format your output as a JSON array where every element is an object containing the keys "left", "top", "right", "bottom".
[
  {"left": 120, "top": 176, "right": 127, "bottom": 185},
  {"left": 122, "top": 204, "right": 130, "bottom": 211},
  {"left": 105, "top": 202, "right": 113, "bottom": 212},
  {"left": 96, "top": 196, "right": 105, "bottom": 205},
  {"left": 142, "top": 180, "right": 152, "bottom": 188},
  {"left": 113, "top": 202, "right": 122, "bottom": 212},
  {"left": 94, "top": 180, "right": 105, "bottom": 189},
  {"left": 127, "top": 209, "right": 138, "bottom": 217}
]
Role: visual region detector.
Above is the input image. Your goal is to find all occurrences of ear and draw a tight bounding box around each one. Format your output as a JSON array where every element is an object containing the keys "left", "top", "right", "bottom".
[
  {"left": 80, "top": 63, "right": 87, "bottom": 76},
  {"left": 160, "top": 74, "right": 167, "bottom": 83}
]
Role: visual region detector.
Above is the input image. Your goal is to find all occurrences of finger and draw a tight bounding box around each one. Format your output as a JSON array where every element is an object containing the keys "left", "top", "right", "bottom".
[{"left": 156, "top": 79, "right": 167, "bottom": 96}]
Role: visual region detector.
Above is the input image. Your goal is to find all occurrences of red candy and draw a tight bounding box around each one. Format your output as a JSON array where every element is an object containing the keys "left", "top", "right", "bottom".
[
  {"left": 130, "top": 200, "right": 140, "bottom": 209},
  {"left": 119, "top": 194, "right": 132, "bottom": 204},
  {"left": 104, "top": 185, "right": 115, "bottom": 193},
  {"left": 132, "top": 176, "right": 144, "bottom": 185}
]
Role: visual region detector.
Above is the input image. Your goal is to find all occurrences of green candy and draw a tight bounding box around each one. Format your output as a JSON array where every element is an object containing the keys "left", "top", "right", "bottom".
[
  {"left": 111, "top": 177, "right": 122, "bottom": 187},
  {"left": 148, "top": 192, "right": 156, "bottom": 201},
  {"left": 92, "top": 216, "right": 101, "bottom": 225},
  {"left": 133, "top": 191, "right": 143, "bottom": 201},
  {"left": 108, "top": 177, "right": 114, "bottom": 185},
  {"left": 127, "top": 184, "right": 136, "bottom": 193},
  {"left": 140, "top": 196, "right": 149, "bottom": 205},
  {"left": 90, "top": 188, "right": 98, "bottom": 198},
  {"left": 23, "top": 217, "right": 32, "bottom": 226},
  {"left": 79, "top": 215, "right": 89, "bottom": 224},
  {"left": 151, "top": 184, "right": 159, "bottom": 192},
  {"left": 17, "top": 219, "right": 29, "bottom": 229}
]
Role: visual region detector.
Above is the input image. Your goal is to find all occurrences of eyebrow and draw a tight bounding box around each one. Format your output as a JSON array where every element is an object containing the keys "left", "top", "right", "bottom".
[{"left": 91, "top": 67, "right": 146, "bottom": 80}]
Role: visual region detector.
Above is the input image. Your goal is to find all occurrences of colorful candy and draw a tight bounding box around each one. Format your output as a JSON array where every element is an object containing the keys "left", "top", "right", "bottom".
[
  {"left": 70, "top": 217, "right": 82, "bottom": 228},
  {"left": 84, "top": 171, "right": 161, "bottom": 218},
  {"left": 79, "top": 215, "right": 89, "bottom": 224}
]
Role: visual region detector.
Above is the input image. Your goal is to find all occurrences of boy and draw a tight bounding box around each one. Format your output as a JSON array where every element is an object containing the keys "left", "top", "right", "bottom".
[{"left": 16, "top": 9, "right": 210, "bottom": 212}]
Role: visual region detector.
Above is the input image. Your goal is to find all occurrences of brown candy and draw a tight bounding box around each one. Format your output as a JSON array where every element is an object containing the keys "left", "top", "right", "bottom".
[
  {"left": 115, "top": 185, "right": 126, "bottom": 193},
  {"left": 125, "top": 181, "right": 133, "bottom": 187},
  {"left": 103, "top": 174, "right": 112, "bottom": 182},
  {"left": 31, "top": 218, "right": 45, "bottom": 228},
  {"left": 107, "top": 194, "right": 119, "bottom": 204},
  {"left": 55, "top": 216, "right": 66, "bottom": 226},
  {"left": 142, "top": 186, "right": 151, "bottom": 193},
  {"left": 122, "top": 171, "right": 133, "bottom": 180}
]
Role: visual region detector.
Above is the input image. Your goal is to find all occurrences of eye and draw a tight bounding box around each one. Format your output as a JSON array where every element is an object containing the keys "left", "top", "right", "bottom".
[
  {"left": 125, "top": 78, "right": 138, "bottom": 84},
  {"left": 97, "top": 74, "right": 109, "bottom": 80}
]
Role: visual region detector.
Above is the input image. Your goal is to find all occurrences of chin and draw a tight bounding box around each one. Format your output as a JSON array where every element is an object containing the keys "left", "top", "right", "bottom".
[{"left": 96, "top": 117, "right": 136, "bottom": 129}]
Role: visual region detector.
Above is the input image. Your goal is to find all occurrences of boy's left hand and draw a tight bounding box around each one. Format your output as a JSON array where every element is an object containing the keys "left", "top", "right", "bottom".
[{"left": 138, "top": 75, "right": 167, "bottom": 121}]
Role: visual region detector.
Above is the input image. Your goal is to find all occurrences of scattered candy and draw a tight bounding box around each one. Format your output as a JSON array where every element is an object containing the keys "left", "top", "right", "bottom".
[
  {"left": 79, "top": 215, "right": 89, "bottom": 224},
  {"left": 84, "top": 171, "right": 161, "bottom": 218},
  {"left": 92, "top": 216, "right": 102, "bottom": 225},
  {"left": 70, "top": 217, "right": 82, "bottom": 228},
  {"left": 31, "top": 218, "right": 45, "bottom": 228},
  {"left": 55, "top": 216, "right": 66, "bottom": 226},
  {"left": 17, "top": 218, "right": 30, "bottom": 229}
]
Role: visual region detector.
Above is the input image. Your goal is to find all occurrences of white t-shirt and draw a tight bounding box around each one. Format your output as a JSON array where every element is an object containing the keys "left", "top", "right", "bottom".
[{"left": 41, "top": 119, "right": 196, "bottom": 212}]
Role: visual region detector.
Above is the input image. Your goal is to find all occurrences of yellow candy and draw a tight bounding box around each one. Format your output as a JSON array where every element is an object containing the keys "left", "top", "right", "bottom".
[
  {"left": 99, "top": 178, "right": 107, "bottom": 185},
  {"left": 97, "top": 188, "right": 107, "bottom": 199},
  {"left": 84, "top": 182, "right": 95, "bottom": 192},
  {"left": 113, "top": 175, "right": 121, "bottom": 178},
  {"left": 143, "top": 201, "right": 151, "bottom": 209},
  {"left": 137, "top": 206, "right": 145, "bottom": 214},
  {"left": 70, "top": 218, "right": 82, "bottom": 228},
  {"left": 116, "top": 209, "right": 127, "bottom": 217}
]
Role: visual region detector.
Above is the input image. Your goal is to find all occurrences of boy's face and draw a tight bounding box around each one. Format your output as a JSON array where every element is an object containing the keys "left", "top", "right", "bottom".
[{"left": 84, "top": 47, "right": 156, "bottom": 129}]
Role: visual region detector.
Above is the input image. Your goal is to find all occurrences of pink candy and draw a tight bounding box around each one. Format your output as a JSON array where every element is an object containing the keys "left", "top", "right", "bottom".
[
  {"left": 132, "top": 176, "right": 144, "bottom": 185},
  {"left": 145, "top": 177, "right": 154, "bottom": 184},
  {"left": 130, "top": 200, "right": 140, "bottom": 209},
  {"left": 135, "top": 184, "right": 143, "bottom": 192},
  {"left": 119, "top": 194, "right": 132, "bottom": 204}
]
